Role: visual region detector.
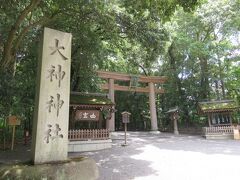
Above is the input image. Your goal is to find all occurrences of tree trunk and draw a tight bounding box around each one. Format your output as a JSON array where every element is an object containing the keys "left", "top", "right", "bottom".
[
  {"left": 168, "top": 42, "right": 191, "bottom": 126},
  {"left": 217, "top": 58, "right": 226, "bottom": 99},
  {"left": 215, "top": 80, "right": 220, "bottom": 100},
  {"left": 221, "top": 79, "right": 226, "bottom": 98},
  {"left": 1, "top": 0, "right": 41, "bottom": 70},
  {"left": 199, "top": 58, "right": 209, "bottom": 100}
]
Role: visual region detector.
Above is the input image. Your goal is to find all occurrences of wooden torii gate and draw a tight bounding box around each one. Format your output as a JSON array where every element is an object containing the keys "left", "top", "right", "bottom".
[{"left": 97, "top": 71, "right": 167, "bottom": 132}]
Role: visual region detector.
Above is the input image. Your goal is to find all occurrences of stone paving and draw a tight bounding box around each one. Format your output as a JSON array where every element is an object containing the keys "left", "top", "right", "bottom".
[
  {"left": 1, "top": 132, "right": 240, "bottom": 180},
  {"left": 70, "top": 132, "right": 240, "bottom": 180}
]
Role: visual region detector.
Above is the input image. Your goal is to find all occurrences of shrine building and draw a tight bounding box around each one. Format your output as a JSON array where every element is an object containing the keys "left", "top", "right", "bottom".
[
  {"left": 198, "top": 100, "right": 239, "bottom": 127},
  {"left": 199, "top": 100, "right": 240, "bottom": 139},
  {"left": 68, "top": 92, "right": 114, "bottom": 152}
]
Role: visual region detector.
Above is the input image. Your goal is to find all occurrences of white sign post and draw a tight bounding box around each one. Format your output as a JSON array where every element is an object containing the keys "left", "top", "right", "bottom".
[{"left": 31, "top": 27, "right": 72, "bottom": 164}]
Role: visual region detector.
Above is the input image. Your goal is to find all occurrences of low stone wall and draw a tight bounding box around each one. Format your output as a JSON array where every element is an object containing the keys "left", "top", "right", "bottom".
[
  {"left": 202, "top": 126, "right": 240, "bottom": 140},
  {"left": 161, "top": 127, "right": 202, "bottom": 135},
  {"left": 68, "top": 139, "right": 112, "bottom": 152},
  {"left": 204, "top": 134, "right": 234, "bottom": 140},
  {"left": 179, "top": 128, "right": 202, "bottom": 135},
  {"left": 0, "top": 157, "right": 99, "bottom": 180}
]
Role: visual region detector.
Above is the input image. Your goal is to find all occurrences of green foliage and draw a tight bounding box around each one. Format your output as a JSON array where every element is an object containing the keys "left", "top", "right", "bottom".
[{"left": 115, "top": 91, "right": 150, "bottom": 130}]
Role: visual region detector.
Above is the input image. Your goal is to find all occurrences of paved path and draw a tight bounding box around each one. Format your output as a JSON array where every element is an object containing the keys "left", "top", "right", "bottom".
[
  {"left": 1, "top": 132, "right": 240, "bottom": 180},
  {"left": 70, "top": 132, "right": 240, "bottom": 180}
]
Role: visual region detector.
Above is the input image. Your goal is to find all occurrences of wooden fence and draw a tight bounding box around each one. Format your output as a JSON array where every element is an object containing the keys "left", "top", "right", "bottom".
[
  {"left": 202, "top": 126, "right": 240, "bottom": 135},
  {"left": 68, "top": 129, "right": 110, "bottom": 141}
]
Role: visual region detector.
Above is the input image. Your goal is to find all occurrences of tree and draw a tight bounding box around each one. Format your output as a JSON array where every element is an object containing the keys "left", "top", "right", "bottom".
[
  {"left": 0, "top": 0, "right": 204, "bottom": 132},
  {"left": 159, "top": 0, "right": 240, "bottom": 127}
]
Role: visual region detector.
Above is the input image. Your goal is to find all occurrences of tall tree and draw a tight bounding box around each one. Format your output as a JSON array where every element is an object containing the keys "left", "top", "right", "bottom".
[{"left": 159, "top": 0, "right": 240, "bottom": 127}]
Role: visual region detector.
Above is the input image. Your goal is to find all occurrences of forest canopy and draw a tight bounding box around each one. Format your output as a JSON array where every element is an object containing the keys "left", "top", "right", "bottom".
[{"left": 0, "top": 0, "right": 239, "bottom": 131}]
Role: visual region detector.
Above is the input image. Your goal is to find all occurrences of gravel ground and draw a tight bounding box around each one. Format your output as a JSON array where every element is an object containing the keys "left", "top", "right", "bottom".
[
  {"left": 70, "top": 132, "right": 240, "bottom": 180},
  {"left": 1, "top": 132, "right": 240, "bottom": 180}
]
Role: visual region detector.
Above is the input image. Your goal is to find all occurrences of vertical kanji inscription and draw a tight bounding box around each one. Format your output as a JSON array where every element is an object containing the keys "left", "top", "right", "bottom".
[
  {"left": 50, "top": 39, "right": 68, "bottom": 60},
  {"left": 31, "top": 27, "right": 72, "bottom": 164},
  {"left": 46, "top": 94, "right": 64, "bottom": 117},
  {"left": 47, "top": 65, "right": 66, "bottom": 87}
]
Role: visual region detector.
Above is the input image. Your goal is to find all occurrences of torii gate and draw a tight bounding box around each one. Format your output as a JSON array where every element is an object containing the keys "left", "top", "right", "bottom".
[{"left": 97, "top": 71, "right": 167, "bottom": 132}]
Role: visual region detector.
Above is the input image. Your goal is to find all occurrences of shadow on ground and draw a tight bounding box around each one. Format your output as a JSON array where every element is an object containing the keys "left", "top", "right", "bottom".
[
  {"left": 70, "top": 141, "right": 158, "bottom": 180},
  {"left": 0, "top": 144, "right": 31, "bottom": 165}
]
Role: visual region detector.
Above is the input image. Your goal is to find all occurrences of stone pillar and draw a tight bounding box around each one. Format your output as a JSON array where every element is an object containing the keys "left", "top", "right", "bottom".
[
  {"left": 148, "top": 82, "right": 158, "bottom": 131},
  {"left": 233, "top": 127, "right": 240, "bottom": 140},
  {"left": 108, "top": 78, "right": 115, "bottom": 131},
  {"left": 31, "top": 28, "right": 72, "bottom": 164}
]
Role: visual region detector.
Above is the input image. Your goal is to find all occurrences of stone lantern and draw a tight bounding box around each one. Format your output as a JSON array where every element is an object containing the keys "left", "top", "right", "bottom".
[{"left": 166, "top": 107, "right": 180, "bottom": 135}]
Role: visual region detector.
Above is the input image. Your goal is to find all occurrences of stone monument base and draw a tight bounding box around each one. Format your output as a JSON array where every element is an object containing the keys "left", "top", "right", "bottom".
[
  {"left": 0, "top": 157, "right": 98, "bottom": 180},
  {"left": 68, "top": 139, "right": 112, "bottom": 152}
]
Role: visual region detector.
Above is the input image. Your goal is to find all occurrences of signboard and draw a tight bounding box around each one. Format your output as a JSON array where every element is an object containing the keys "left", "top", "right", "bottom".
[
  {"left": 121, "top": 111, "right": 131, "bottom": 123},
  {"left": 8, "top": 116, "right": 21, "bottom": 126},
  {"left": 75, "top": 110, "right": 100, "bottom": 121},
  {"left": 8, "top": 115, "right": 21, "bottom": 150}
]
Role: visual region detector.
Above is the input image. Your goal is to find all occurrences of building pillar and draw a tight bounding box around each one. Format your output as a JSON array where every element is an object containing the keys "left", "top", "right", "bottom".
[
  {"left": 230, "top": 113, "right": 233, "bottom": 125},
  {"left": 148, "top": 82, "right": 158, "bottom": 131},
  {"left": 108, "top": 78, "right": 115, "bottom": 131},
  {"left": 208, "top": 114, "right": 211, "bottom": 127}
]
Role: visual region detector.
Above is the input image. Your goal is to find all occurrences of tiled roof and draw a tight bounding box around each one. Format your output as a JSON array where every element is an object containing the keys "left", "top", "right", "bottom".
[
  {"left": 198, "top": 100, "right": 239, "bottom": 113},
  {"left": 70, "top": 92, "right": 114, "bottom": 106}
]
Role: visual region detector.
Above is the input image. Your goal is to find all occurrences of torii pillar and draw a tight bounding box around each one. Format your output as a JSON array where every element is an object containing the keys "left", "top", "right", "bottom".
[
  {"left": 108, "top": 78, "right": 115, "bottom": 131},
  {"left": 149, "top": 82, "right": 158, "bottom": 131}
]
